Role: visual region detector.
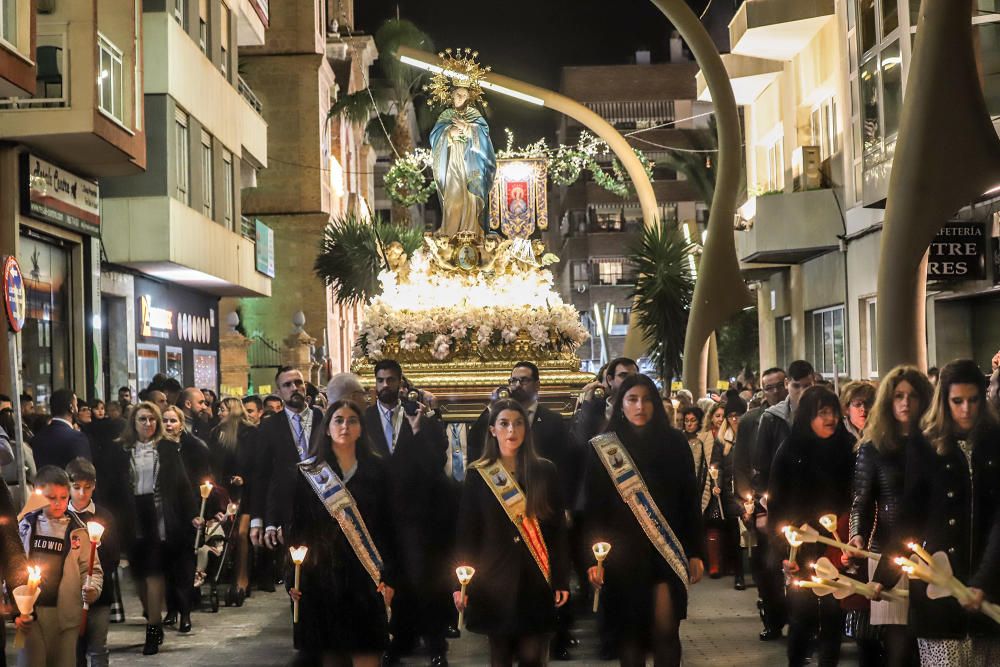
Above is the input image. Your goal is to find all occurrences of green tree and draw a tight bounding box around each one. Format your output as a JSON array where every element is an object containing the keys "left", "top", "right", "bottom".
[
  {"left": 628, "top": 221, "right": 696, "bottom": 382},
  {"left": 717, "top": 306, "right": 759, "bottom": 381}
]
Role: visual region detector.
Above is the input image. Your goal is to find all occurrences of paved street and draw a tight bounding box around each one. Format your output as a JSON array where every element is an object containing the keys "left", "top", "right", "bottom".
[{"left": 0, "top": 575, "right": 860, "bottom": 666}]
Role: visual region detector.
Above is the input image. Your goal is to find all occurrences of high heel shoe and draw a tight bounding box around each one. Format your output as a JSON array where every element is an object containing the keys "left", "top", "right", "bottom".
[
  {"left": 143, "top": 625, "right": 163, "bottom": 655},
  {"left": 178, "top": 614, "right": 192, "bottom": 633}
]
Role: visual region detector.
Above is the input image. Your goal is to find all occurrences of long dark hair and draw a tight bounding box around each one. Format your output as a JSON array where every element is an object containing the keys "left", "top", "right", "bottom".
[
  {"left": 479, "top": 399, "right": 552, "bottom": 520},
  {"left": 307, "top": 401, "right": 377, "bottom": 466},
  {"left": 923, "top": 359, "right": 997, "bottom": 454},
  {"left": 607, "top": 374, "right": 672, "bottom": 439},
  {"left": 790, "top": 386, "right": 843, "bottom": 439}
]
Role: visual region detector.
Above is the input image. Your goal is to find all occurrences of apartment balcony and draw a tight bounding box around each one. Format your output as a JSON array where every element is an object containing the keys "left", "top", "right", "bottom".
[
  {"left": 729, "top": 0, "right": 835, "bottom": 61},
  {"left": 734, "top": 188, "right": 842, "bottom": 265},
  {"left": 0, "top": 0, "right": 35, "bottom": 97},
  {"left": 102, "top": 196, "right": 271, "bottom": 297},
  {"left": 237, "top": 0, "right": 268, "bottom": 47},
  {"left": 696, "top": 54, "right": 783, "bottom": 105},
  {"left": 0, "top": 2, "right": 146, "bottom": 177},
  {"left": 145, "top": 12, "right": 268, "bottom": 169}
]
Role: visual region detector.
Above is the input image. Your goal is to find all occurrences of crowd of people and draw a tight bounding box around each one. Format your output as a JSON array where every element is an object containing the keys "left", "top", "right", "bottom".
[{"left": 0, "top": 352, "right": 995, "bottom": 666}]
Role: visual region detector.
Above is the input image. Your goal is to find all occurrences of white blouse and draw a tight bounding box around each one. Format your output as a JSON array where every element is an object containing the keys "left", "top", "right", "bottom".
[{"left": 133, "top": 441, "right": 158, "bottom": 496}]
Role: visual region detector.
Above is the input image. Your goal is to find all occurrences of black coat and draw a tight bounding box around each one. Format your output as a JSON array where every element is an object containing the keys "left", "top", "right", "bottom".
[
  {"left": 850, "top": 440, "right": 909, "bottom": 553},
  {"left": 766, "top": 426, "right": 855, "bottom": 566},
  {"left": 582, "top": 425, "right": 704, "bottom": 634},
  {"left": 752, "top": 401, "right": 793, "bottom": 496},
  {"left": 469, "top": 404, "right": 581, "bottom": 509},
  {"left": 252, "top": 407, "right": 324, "bottom": 527},
  {"left": 32, "top": 420, "right": 91, "bottom": 470},
  {"left": 102, "top": 439, "right": 197, "bottom": 553},
  {"left": 873, "top": 429, "right": 1000, "bottom": 639},
  {"left": 455, "top": 458, "right": 569, "bottom": 636},
  {"left": 207, "top": 422, "right": 256, "bottom": 507},
  {"left": 363, "top": 404, "right": 452, "bottom": 590},
  {"left": 733, "top": 405, "right": 766, "bottom": 501},
  {"left": 700, "top": 437, "right": 741, "bottom": 521},
  {"left": 85, "top": 417, "right": 126, "bottom": 508},
  {"left": 285, "top": 453, "right": 397, "bottom": 653}
]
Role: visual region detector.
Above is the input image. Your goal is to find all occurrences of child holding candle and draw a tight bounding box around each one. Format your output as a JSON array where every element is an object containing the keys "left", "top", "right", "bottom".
[
  {"left": 17, "top": 466, "right": 102, "bottom": 667},
  {"left": 872, "top": 360, "right": 1000, "bottom": 666},
  {"left": 767, "top": 387, "right": 854, "bottom": 667},
  {"left": 66, "top": 458, "right": 119, "bottom": 667}
]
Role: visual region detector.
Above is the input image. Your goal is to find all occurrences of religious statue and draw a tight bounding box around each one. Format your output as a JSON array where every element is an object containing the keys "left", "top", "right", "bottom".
[{"left": 426, "top": 49, "right": 496, "bottom": 238}]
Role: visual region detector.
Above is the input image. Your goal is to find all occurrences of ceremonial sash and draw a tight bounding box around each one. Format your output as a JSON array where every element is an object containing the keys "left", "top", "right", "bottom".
[
  {"left": 299, "top": 460, "right": 383, "bottom": 585},
  {"left": 591, "top": 432, "right": 690, "bottom": 590},
  {"left": 473, "top": 461, "right": 551, "bottom": 584}
]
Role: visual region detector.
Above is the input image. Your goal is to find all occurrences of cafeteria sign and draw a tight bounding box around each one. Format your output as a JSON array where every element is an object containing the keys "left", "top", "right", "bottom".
[
  {"left": 927, "top": 222, "right": 987, "bottom": 281},
  {"left": 21, "top": 154, "right": 100, "bottom": 236}
]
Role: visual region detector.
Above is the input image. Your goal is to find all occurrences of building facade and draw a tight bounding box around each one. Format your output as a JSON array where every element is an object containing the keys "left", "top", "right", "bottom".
[
  {"left": 0, "top": 0, "right": 147, "bottom": 407},
  {"left": 708, "top": 0, "right": 1000, "bottom": 379},
  {"left": 550, "top": 46, "right": 711, "bottom": 371},
  {"left": 100, "top": 0, "right": 271, "bottom": 398}
]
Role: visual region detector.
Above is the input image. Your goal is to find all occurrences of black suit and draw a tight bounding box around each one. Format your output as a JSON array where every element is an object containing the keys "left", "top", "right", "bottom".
[
  {"left": 364, "top": 403, "right": 452, "bottom": 656},
  {"left": 254, "top": 407, "right": 325, "bottom": 529},
  {"left": 31, "top": 419, "right": 91, "bottom": 470}
]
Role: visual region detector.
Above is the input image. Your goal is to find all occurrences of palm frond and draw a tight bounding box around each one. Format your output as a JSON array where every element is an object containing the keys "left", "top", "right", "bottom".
[
  {"left": 328, "top": 88, "right": 389, "bottom": 125},
  {"left": 375, "top": 19, "right": 434, "bottom": 96},
  {"left": 364, "top": 113, "right": 397, "bottom": 152},
  {"left": 627, "top": 222, "right": 696, "bottom": 381},
  {"left": 314, "top": 213, "right": 424, "bottom": 306}
]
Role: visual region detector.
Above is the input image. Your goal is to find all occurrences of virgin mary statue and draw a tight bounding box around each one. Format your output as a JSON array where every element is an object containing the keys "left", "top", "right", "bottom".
[{"left": 428, "top": 53, "right": 496, "bottom": 237}]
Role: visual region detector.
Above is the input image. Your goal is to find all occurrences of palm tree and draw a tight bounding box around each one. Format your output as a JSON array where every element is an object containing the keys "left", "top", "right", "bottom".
[
  {"left": 314, "top": 212, "right": 424, "bottom": 306},
  {"left": 627, "top": 220, "right": 696, "bottom": 382},
  {"left": 329, "top": 19, "right": 434, "bottom": 225}
]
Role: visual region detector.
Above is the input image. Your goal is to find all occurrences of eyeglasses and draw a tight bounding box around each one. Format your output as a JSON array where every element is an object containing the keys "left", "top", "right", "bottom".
[
  {"left": 849, "top": 399, "right": 871, "bottom": 409},
  {"left": 509, "top": 377, "right": 536, "bottom": 386},
  {"left": 136, "top": 417, "right": 157, "bottom": 424}
]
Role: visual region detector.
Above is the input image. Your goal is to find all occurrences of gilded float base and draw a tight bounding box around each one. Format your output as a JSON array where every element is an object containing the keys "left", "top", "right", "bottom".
[{"left": 353, "top": 354, "right": 595, "bottom": 421}]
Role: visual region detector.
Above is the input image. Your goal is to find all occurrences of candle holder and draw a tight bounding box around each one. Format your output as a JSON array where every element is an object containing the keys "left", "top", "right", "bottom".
[
  {"left": 80, "top": 522, "right": 105, "bottom": 636},
  {"left": 289, "top": 546, "right": 308, "bottom": 624},
  {"left": 456, "top": 565, "right": 476, "bottom": 630},
  {"left": 709, "top": 465, "right": 724, "bottom": 519},
  {"left": 812, "top": 557, "right": 905, "bottom": 603},
  {"left": 591, "top": 542, "right": 612, "bottom": 613},
  {"left": 782, "top": 526, "right": 804, "bottom": 564},
  {"left": 818, "top": 514, "right": 838, "bottom": 535},
  {"left": 897, "top": 548, "right": 1000, "bottom": 624},
  {"left": 14, "top": 566, "right": 42, "bottom": 649},
  {"left": 794, "top": 522, "right": 880, "bottom": 561},
  {"left": 195, "top": 481, "right": 213, "bottom": 553}
]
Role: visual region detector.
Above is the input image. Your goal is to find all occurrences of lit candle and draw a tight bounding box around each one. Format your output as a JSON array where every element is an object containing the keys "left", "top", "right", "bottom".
[
  {"left": 80, "top": 522, "right": 104, "bottom": 635},
  {"left": 194, "top": 481, "right": 213, "bottom": 553},
  {"left": 455, "top": 565, "right": 476, "bottom": 630},
  {"left": 289, "top": 546, "right": 308, "bottom": 624},
  {"left": 796, "top": 522, "right": 881, "bottom": 561},
  {"left": 783, "top": 526, "right": 803, "bottom": 564},
  {"left": 819, "top": 514, "right": 838, "bottom": 535},
  {"left": 13, "top": 566, "right": 42, "bottom": 650},
  {"left": 591, "top": 542, "right": 612, "bottom": 613},
  {"left": 709, "top": 465, "right": 725, "bottom": 519},
  {"left": 908, "top": 541, "right": 934, "bottom": 566},
  {"left": 26, "top": 565, "right": 40, "bottom": 595}
]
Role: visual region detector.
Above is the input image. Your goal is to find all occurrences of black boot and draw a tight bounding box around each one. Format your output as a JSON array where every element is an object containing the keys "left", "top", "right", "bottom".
[
  {"left": 178, "top": 613, "right": 192, "bottom": 633},
  {"left": 734, "top": 574, "right": 746, "bottom": 591},
  {"left": 143, "top": 625, "right": 163, "bottom": 655}
]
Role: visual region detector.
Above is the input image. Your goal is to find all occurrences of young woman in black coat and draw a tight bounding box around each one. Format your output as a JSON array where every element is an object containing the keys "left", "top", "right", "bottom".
[
  {"left": 583, "top": 374, "right": 704, "bottom": 667},
  {"left": 110, "top": 401, "right": 197, "bottom": 655},
  {"left": 872, "top": 359, "right": 1000, "bottom": 666},
  {"left": 767, "top": 386, "right": 855, "bottom": 667},
  {"left": 285, "top": 400, "right": 396, "bottom": 666},
  {"left": 454, "top": 398, "right": 570, "bottom": 666},
  {"left": 849, "top": 366, "right": 933, "bottom": 667}
]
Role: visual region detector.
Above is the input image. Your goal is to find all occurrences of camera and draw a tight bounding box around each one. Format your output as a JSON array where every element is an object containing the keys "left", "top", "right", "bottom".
[{"left": 402, "top": 390, "right": 422, "bottom": 416}]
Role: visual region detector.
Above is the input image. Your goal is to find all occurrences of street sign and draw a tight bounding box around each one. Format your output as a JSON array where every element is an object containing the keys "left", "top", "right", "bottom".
[{"left": 2, "top": 256, "right": 26, "bottom": 333}]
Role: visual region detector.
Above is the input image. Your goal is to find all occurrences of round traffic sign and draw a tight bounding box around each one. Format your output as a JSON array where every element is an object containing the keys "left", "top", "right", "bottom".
[{"left": 2, "top": 256, "right": 26, "bottom": 333}]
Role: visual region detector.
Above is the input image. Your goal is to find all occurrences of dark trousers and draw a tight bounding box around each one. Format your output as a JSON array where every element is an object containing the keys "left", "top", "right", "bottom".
[
  {"left": 751, "top": 528, "right": 786, "bottom": 629},
  {"left": 164, "top": 542, "right": 194, "bottom": 616},
  {"left": 787, "top": 585, "right": 843, "bottom": 667},
  {"left": 390, "top": 583, "right": 448, "bottom": 656}
]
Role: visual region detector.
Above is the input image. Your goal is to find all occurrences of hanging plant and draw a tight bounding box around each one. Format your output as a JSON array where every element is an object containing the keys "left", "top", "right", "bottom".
[{"left": 384, "top": 148, "right": 436, "bottom": 207}]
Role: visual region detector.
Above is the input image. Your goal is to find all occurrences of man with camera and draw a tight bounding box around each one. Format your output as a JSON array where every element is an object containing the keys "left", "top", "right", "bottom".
[{"left": 364, "top": 359, "right": 452, "bottom": 667}]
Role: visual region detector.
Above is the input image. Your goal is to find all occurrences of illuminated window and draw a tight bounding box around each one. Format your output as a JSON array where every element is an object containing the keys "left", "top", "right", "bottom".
[
  {"left": 98, "top": 35, "right": 125, "bottom": 123},
  {"left": 807, "top": 306, "right": 846, "bottom": 377}
]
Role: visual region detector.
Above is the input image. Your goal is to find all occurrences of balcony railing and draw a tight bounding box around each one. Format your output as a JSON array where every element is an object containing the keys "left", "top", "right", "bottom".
[{"left": 238, "top": 75, "right": 262, "bottom": 114}]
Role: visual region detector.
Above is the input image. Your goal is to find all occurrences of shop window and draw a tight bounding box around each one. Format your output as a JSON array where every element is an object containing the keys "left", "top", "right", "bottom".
[
  {"left": 807, "top": 306, "right": 847, "bottom": 377},
  {"left": 175, "top": 109, "right": 190, "bottom": 205},
  {"left": 137, "top": 344, "right": 160, "bottom": 390},
  {"left": 98, "top": 35, "right": 125, "bottom": 124},
  {"left": 194, "top": 349, "right": 218, "bottom": 394},
  {"left": 775, "top": 316, "right": 792, "bottom": 371},
  {"left": 201, "top": 131, "right": 214, "bottom": 219},
  {"left": 19, "top": 236, "right": 71, "bottom": 410},
  {"left": 165, "top": 346, "right": 183, "bottom": 381}
]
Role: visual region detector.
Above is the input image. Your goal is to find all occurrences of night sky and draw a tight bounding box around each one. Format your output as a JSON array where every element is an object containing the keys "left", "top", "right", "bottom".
[{"left": 355, "top": 0, "right": 715, "bottom": 143}]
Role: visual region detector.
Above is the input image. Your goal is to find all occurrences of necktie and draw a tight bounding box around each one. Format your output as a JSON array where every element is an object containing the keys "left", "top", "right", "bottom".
[
  {"left": 292, "top": 412, "right": 307, "bottom": 459},
  {"left": 449, "top": 424, "right": 465, "bottom": 482},
  {"left": 383, "top": 408, "right": 395, "bottom": 454}
]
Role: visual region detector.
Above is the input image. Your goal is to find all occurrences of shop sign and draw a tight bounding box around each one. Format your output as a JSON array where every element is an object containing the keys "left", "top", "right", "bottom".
[
  {"left": 255, "top": 220, "right": 275, "bottom": 278},
  {"left": 20, "top": 154, "right": 100, "bottom": 236},
  {"left": 927, "top": 222, "right": 987, "bottom": 281},
  {"left": 1, "top": 256, "right": 26, "bottom": 333},
  {"left": 139, "top": 294, "right": 216, "bottom": 345}
]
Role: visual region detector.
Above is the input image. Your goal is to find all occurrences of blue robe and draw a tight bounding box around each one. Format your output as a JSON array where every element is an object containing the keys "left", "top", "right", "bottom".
[{"left": 430, "top": 107, "right": 496, "bottom": 234}]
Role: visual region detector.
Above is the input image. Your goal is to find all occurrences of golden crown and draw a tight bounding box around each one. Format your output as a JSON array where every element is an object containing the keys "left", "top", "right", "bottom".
[{"left": 424, "top": 48, "right": 490, "bottom": 107}]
